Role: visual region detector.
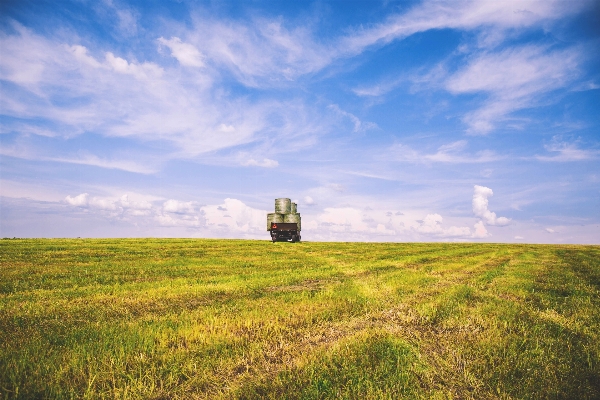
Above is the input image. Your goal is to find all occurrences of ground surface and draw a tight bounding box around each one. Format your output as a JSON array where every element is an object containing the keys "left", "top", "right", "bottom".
[{"left": 0, "top": 239, "right": 599, "bottom": 399}]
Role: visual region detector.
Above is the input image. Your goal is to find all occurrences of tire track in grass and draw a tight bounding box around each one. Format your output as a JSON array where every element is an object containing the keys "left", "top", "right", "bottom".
[
  {"left": 213, "top": 247, "right": 517, "bottom": 399},
  {"left": 2, "top": 241, "right": 598, "bottom": 399}
]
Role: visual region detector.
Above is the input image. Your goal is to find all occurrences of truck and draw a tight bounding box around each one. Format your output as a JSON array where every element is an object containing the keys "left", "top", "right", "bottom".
[
  {"left": 269, "top": 222, "right": 301, "bottom": 243},
  {"left": 268, "top": 198, "right": 301, "bottom": 243}
]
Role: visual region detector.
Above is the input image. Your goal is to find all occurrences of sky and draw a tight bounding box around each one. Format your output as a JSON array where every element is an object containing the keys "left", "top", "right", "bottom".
[{"left": 1, "top": 0, "right": 599, "bottom": 243}]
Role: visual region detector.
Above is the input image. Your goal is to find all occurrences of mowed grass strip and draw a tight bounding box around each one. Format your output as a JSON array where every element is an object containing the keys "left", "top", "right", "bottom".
[{"left": 0, "top": 239, "right": 598, "bottom": 399}]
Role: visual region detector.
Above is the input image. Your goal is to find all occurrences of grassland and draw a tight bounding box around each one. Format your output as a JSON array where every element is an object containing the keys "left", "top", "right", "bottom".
[{"left": 0, "top": 239, "right": 599, "bottom": 399}]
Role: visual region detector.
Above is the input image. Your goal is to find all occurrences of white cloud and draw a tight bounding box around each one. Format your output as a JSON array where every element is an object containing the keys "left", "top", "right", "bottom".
[
  {"left": 305, "top": 207, "right": 473, "bottom": 240},
  {"left": 1, "top": 1, "right": 590, "bottom": 170},
  {"left": 0, "top": 143, "right": 157, "bottom": 174},
  {"left": 62, "top": 194, "right": 268, "bottom": 235},
  {"left": 241, "top": 158, "right": 279, "bottom": 168},
  {"left": 158, "top": 37, "right": 205, "bottom": 67},
  {"left": 350, "top": 1, "right": 588, "bottom": 106},
  {"left": 341, "top": 0, "right": 586, "bottom": 55},
  {"left": 184, "top": 16, "right": 331, "bottom": 86},
  {"left": 341, "top": 2, "right": 588, "bottom": 133},
  {"left": 473, "top": 220, "right": 489, "bottom": 238},
  {"left": 0, "top": 25, "right": 332, "bottom": 163},
  {"left": 70, "top": 45, "right": 164, "bottom": 80},
  {"left": 445, "top": 45, "right": 581, "bottom": 134},
  {"left": 0, "top": 123, "right": 58, "bottom": 138},
  {"left": 546, "top": 228, "right": 555, "bottom": 233},
  {"left": 100, "top": 0, "right": 139, "bottom": 37},
  {"left": 65, "top": 193, "right": 89, "bottom": 207},
  {"left": 174, "top": 1, "right": 584, "bottom": 88},
  {"left": 446, "top": 46, "right": 578, "bottom": 94},
  {"left": 120, "top": 195, "right": 151, "bottom": 209},
  {"left": 105, "top": 52, "right": 164, "bottom": 80},
  {"left": 51, "top": 155, "right": 157, "bottom": 174},
  {"left": 89, "top": 197, "right": 118, "bottom": 211},
  {"left": 515, "top": 236, "right": 524, "bottom": 239},
  {"left": 163, "top": 199, "right": 197, "bottom": 214},
  {"left": 317, "top": 207, "right": 370, "bottom": 233},
  {"left": 328, "top": 104, "right": 377, "bottom": 133},
  {"left": 154, "top": 214, "right": 199, "bottom": 227},
  {"left": 0, "top": 179, "right": 66, "bottom": 202},
  {"left": 472, "top": 185, "right": 510, "bottom": 226},
  {"left": 115, "top": 8, "right": 137, "bottom": 36},
  {"left": 480, "top": 169, "right": 493, "bottom": 178},
  {"left": 65, "top": 193, "right": 154, "bottom": 214},
  {"left": 416, "top": 213, "right": 443, "bottom": 234},
  {"left": 328, "top": 184, "right": 345, "bottom": 193},
  {"left": 393, "top": 141, "right": 499, "bottom": 164},
  {"left": 352, "top": 77, "right": 403, "bottom": 97},
  {"left": 414, "top": 213, "right": 472, "bottom": 237},
  {"left": 57, "top": 185, "right": 558, "bottom": 243},
  {"left": 188, "top": 0, "right": 568, "bottom": 89},
  {"left": 218, "top": 124, "right": 236, "bottom": 133},
  {"left": 201, "top": 198, "right": 267, "bottom": 234},
  {"left": 304, "top": 196, "right": 314, "bottom": 205},
  {"left": 158, "top": 1, "right": 588, "bottom": 88},
  {"left": 536, "top": 138, "right": 599, "bottom": 162}
]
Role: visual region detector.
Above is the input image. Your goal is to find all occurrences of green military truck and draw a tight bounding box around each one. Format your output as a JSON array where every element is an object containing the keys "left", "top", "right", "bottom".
[{"left": 267, "top": 198, "right": 301, "bottom": 242}]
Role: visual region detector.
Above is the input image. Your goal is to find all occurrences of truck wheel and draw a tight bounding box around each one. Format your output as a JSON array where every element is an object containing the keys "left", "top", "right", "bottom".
[{"left": 291, "top": 234, "right": 297, "bottom": 243}]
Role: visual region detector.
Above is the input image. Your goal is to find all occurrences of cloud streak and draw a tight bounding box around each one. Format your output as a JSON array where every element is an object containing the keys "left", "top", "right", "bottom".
[
  {"left": 340, "top": 0, "right": 588, "bottom": 54},
  {"left": 446, "top": 45, "right": 582, "bottom": 133},
  {"left": 393, "top": 141, "right": 500, "bottom": 164},
  {"left": 536, "top": 138, "right": 599, "bottom": 162}
]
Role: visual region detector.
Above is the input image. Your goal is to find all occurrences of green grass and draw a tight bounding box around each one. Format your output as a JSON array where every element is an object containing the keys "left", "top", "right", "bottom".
[{"left": 0, "top": 239, "right": 599, "bottom": 399}]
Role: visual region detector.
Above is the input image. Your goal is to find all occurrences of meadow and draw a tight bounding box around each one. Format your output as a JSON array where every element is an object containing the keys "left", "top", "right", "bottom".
[{"left": 0, "top": 239, "right": 598, "bottom": 399}]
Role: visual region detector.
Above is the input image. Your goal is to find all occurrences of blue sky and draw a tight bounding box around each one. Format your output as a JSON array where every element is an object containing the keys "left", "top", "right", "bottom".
[{"left": 1, "top": 0, "right": 599, "bottom": 243}]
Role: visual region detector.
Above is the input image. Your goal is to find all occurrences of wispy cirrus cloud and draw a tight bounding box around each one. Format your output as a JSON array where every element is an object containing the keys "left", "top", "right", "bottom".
[
  {"left": 536, "top": 137, "right": 599, "bottom": 162},
  {"left": 1, "top": 0, "right": 591, "bottom": 164},
  {"left": 157, "top": 0, "right": 590, "bottom": 89},
  {"left": 0, "top": 22, "right": 332, "bottom": 169},
  {"left": 445, "top": 45, "right": 582, "bottom": 134},
  {"left": 157, "top": 37, "right": 205, "bottom": 68},
  {"left": 52, "top": 155, "right": 158, "bottom": 174},
  {"left": 183, "top": 15, "right": 331, "bottom": 86},
  {"left": 343, "top": 1, "right": 590, "bottom": 134},
  {"left": 393, "top": 140, "right": 500, "bottom": 164},
  {"left": 328, "top": 104, "right": 377, "bottom": 133},
  {"left": 0, "top": 143, "right": 158, "bottom": 174},
  {"left": 352, "top": 77, "right": 404, "bottom": 98},
  {"left": 241, "top": 158, "right": 279, "bottom": 168},
  {"left": 340, "top": 0, "right": 588, "bottom": 54}
]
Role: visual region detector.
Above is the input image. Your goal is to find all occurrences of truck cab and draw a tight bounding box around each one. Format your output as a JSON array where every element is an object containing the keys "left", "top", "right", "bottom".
[{"left": 270, "top": 222, "right": 301, "bottom": 243}]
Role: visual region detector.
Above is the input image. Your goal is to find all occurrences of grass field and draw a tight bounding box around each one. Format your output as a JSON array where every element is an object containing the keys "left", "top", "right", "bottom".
[{"left": 0, "top": 239, "right": 599, "bottom": 399}]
